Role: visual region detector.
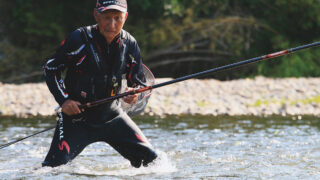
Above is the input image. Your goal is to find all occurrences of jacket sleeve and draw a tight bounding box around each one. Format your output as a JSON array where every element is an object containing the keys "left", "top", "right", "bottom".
[
  {"left": 43, "top": 30, "right": 85, "bottom": 106},
  {"left": 126, "top": 39, "right": 147, "bottom": 87}
]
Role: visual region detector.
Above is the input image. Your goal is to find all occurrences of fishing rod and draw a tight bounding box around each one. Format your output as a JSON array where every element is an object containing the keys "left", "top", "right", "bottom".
[
  {"left": 1, "top": 40, "right": 320, "bottom": 150},
  {"left": 0, "top": 126, "right": 55, "bottom": 150},
  {"left": 79, "top": 41, "right": 320, "bottom": 109}
]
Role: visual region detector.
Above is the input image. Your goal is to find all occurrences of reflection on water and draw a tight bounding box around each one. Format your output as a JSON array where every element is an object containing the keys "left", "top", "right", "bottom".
[{"left": 0, "top": 115, "right": 320, "bottom": 179}]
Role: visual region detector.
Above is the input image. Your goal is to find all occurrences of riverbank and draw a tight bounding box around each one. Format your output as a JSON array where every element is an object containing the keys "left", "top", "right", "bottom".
[{"left": 0, "top": 77, "right": 319, "bottom": 117}]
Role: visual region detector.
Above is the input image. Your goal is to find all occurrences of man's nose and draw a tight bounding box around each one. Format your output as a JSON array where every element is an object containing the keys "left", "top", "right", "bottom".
[{"left": 108, "top": 18, "right": 116, "bottom": 28}]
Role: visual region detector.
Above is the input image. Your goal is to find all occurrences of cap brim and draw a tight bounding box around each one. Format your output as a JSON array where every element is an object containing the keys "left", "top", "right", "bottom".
[{"left": 97, "top": 5, "right": 127, "bottom": 13}]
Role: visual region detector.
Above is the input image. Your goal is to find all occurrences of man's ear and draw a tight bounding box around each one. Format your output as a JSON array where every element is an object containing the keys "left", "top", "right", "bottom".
[
  {"left": 125, "top": 12, "right": 128, "bottom": 20},
  {"left": 93, "top": 9, "right": 99, "bottom": 22}
]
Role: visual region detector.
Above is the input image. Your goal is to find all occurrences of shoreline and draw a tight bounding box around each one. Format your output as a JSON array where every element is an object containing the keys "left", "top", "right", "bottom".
[{"left": 0, "top": 77, "right": 319, "bottom": 118}]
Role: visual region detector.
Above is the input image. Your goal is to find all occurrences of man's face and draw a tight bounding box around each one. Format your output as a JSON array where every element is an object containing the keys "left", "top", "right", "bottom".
[{"left": 94, "top": 9, "right": 127, "bottom": 44}]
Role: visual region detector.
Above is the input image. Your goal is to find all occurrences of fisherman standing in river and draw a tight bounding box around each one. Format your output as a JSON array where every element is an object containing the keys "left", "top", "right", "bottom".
[{"left": 42, "top": 0, "right": 157, "bottom": 168}]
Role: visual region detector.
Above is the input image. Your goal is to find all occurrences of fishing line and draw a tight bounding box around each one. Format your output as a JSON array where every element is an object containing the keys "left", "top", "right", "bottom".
[{"left": 0, "top": 126, "right": 55, "bottom": 150}]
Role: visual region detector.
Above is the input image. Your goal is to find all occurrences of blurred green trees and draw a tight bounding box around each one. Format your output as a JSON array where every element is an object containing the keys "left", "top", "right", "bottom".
[{"left": 0, "top": 0, "right": 319, "bottom": 83}]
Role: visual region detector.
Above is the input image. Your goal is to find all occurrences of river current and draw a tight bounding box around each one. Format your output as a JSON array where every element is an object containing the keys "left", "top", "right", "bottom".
[{"left": 0, "top": 115, "right": 320, "bottom": 179}]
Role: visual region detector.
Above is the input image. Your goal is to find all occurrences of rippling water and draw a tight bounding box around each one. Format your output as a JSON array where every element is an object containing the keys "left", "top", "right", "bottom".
[{"left": 0, "top": 115, "right": 320, "bottom": 179}]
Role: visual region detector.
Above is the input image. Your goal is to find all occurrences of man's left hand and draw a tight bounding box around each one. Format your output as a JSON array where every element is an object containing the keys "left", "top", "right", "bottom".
[{"left": 123, "top": 87, "right": 138, "bottom": 104}]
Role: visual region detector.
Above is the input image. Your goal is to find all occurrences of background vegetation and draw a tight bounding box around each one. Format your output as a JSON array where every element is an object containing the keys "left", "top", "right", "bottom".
[{"left": 0, "top": 0, "right": 320, "bottom": 83}]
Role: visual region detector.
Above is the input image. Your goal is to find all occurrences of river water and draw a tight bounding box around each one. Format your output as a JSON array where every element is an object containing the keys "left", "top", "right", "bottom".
[{"left": 0, "top": 115, "right": 320, "bottom": 179}]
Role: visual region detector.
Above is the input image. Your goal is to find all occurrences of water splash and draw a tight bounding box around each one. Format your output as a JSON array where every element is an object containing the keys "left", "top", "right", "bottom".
[
  {"left": 72, "top": 150, "right": 176, "bottom": 177},
  {"left": 32, "top": 150, "right": 177, "bottom": 178}
]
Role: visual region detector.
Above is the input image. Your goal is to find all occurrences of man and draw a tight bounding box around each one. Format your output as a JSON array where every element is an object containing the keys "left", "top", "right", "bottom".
[{"left": 42, "top": 0, "right": 157, "bottom": 168}]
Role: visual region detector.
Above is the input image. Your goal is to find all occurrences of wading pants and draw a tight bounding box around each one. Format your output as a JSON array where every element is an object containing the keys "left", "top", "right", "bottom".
[{"left": 42, "top": 108, "right": 157, "bottom": 168}]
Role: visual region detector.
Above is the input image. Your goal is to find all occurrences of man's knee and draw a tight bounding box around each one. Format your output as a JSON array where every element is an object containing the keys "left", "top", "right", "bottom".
[
  {"left": 42, "top": 151, "right": 72, "bottom": 168},
  {"left": 42, "top": 159, "right": 68, "bottom": 168},
  {"left": 142, "top": 149, "right": 157, "bottom": 167},
  {"left": 130, "top": 149, "right": 158, "bottom": 168}
]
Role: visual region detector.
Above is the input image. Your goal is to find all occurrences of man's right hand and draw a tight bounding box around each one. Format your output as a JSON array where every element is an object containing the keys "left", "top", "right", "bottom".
[{"left": 61, "top": 99, "right": 82, "bottom": 116}]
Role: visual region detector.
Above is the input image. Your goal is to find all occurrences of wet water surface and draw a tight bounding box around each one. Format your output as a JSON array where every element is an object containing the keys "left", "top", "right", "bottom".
[{"left": 0, "top": 115, "right": 320, "bottom": 179}]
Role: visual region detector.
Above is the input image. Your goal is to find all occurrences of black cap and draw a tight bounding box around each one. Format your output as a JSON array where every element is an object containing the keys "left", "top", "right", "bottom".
[{"left": 96, "top": 0, "right": 127, "bottom": 13}]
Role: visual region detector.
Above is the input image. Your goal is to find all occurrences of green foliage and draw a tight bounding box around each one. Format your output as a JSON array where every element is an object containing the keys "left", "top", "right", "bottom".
[
  {"left": 0, "top": 0, "right": 320, "bottom": 82},
  {"left": 258, "top": 49, "right": 320, "bottom": 77},
  {"left": 244, "top": 0, "right": 320, "bottom": 77}
]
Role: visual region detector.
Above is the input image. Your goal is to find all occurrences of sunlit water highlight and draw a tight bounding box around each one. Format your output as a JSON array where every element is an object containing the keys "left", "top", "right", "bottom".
[{"left": 0, "top": 115, "right": 320, "bottom": 179}]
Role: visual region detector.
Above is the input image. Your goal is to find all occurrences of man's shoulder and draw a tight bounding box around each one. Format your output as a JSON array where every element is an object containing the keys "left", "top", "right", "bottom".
[
  {"left": 121, "top": 29, "right": 137, "bottom": 44},
  {"left": 65, "top": 28, "right": 85, "bottom": 47},
  {"left": 67, "top": 25, "right": 96, "bottom": 44}
]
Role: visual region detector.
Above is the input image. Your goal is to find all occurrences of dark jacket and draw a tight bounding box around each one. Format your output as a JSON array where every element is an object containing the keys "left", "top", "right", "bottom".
[{"left": 44, "top": 25, "right": 146, "bottom": 116}]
